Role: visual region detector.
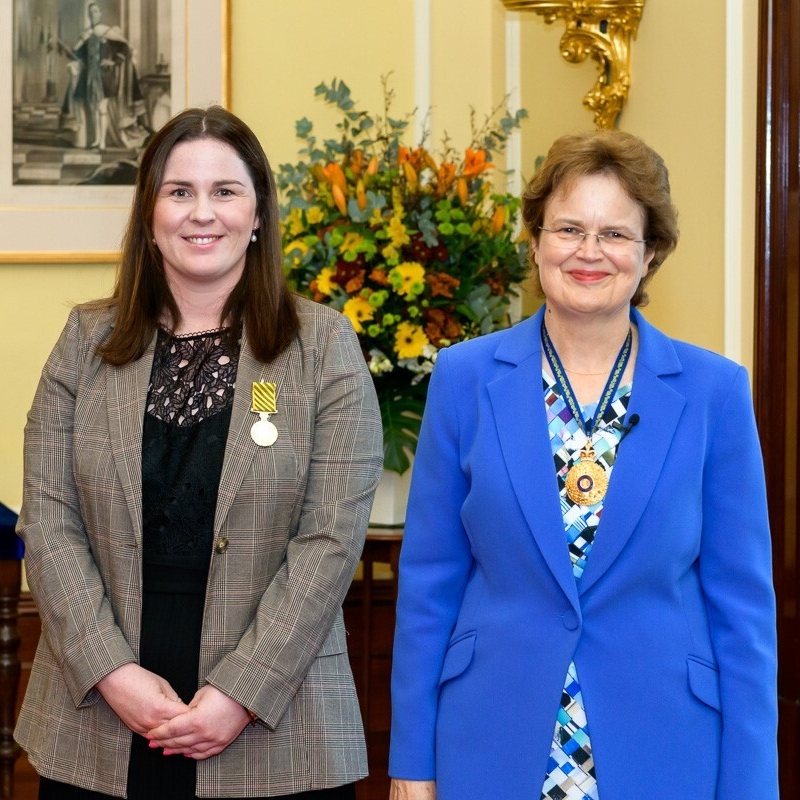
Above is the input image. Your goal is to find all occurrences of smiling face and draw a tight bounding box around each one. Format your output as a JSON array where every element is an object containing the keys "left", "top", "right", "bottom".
[
  {"left": 152, "top": 137, "right": 259, "bottom": 302},
  {"left": 531, "top": 172, "right": 655, "bottom": 324}
]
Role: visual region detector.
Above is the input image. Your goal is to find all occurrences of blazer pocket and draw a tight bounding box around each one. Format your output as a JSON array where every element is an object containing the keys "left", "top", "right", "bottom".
[
  {"left": 687, "top": 655, "right": 721, "bottom": 710},
  {"left": 439, "top": 631, "right": 477, "bottom": 686},
  {"left": 318, "top": 615, "right": 348, "bottom": 656}
]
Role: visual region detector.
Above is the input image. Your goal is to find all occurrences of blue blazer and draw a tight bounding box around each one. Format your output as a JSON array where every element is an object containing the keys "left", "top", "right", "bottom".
[{"left": 389, "top": 306, "right": 778, "bottom": 800}]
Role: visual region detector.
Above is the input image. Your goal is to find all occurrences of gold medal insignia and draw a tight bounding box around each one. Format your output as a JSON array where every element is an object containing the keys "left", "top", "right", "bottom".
[{"left": 565, "top": 445, "right": 609, "bottom": 506}]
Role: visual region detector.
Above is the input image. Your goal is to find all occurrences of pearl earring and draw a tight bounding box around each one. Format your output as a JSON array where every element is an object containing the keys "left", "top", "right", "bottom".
[{"left": 251, "top": 231, "right": 257, "bottom": 243}]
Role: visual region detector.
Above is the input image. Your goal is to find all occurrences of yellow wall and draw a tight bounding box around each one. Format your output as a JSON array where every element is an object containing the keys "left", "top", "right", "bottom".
[
  {"left": 232, "top": 0, "right": 418, "bottom": 170},
  {"left": 0, "top": 263, "right": 117, "bottom": 509},
  {"left": 232, "top": 0, "right": 510, "bottom": 173},
  {"left": 516, "top": 0, "right": 753, "bottom": 357},
  {"left": 1, "top": 0, "right": 754, "bottom": 510}
]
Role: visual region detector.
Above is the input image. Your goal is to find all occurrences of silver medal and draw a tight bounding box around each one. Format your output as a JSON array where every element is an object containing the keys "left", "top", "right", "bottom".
[{"left": 250, "top": 413, "right": 278, "bottom": 446}]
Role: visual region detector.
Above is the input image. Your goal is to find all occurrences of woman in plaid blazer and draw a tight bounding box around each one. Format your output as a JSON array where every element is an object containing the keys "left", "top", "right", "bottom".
[{"left": 15, "top": 107, "right": 382, "bottom": 799}]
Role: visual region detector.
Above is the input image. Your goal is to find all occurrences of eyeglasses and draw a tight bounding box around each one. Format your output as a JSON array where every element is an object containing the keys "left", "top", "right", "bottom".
[{"left": 539, "top": 226, "right": 648, "bottom": 255}]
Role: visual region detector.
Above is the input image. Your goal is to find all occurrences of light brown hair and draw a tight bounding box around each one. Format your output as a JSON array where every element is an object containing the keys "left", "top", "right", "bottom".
[{"left": 521, "top": 130, "right": 679, "bottom": 307}]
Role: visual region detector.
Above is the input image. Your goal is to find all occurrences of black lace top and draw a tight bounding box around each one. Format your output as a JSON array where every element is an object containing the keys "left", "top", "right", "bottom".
[
  {"left": 130, "top": 328, "right": 241, "bottom": 795},
  {"left": 146, "top": 327, "right": 238, "bottom": 425},
  {"left": 141, "top": 327, "right": 239, "bottom": 579}
]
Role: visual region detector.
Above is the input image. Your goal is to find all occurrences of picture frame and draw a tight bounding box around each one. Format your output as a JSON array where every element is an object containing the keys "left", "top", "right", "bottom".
[{"left": 0, "top": 0, "right": 231, "bottom": 263}]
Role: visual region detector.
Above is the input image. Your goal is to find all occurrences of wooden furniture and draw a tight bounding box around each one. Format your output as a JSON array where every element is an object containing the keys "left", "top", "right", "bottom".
[
  {"left": 756, "top": 1, "right": 800, "bottom": 794},
  {"left": 0, "top": 505, "right": 22, "bottom": 799},
  {"left": 341, "top": 525, "right": 403, "bottom": 799},
  {"left": 0, "top": 561, "right": 21, "bottom": 800},
  {"left": 357, "top": 527, "right": 402, "bottom": 730}
]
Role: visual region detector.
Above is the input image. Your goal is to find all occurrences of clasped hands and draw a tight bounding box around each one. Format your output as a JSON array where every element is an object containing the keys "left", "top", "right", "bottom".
[{"left": 96, "top": 663, "right": 253, "bottom": 760}]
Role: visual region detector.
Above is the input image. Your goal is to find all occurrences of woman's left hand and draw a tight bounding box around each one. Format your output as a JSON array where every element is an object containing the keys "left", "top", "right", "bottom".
[{"left": 145, "top": 684, "right": 253, "bottom": 759}]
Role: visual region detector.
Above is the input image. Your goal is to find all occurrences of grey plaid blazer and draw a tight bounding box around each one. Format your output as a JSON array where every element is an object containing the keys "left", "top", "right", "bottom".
[{"left": 15, "top": 297, "right": 382, "bottom": 797}]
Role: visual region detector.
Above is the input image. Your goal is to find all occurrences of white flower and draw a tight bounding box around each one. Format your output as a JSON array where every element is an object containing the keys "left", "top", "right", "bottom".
[
  {"left": 368, "top": 348, "right": 394, "bottom": 376},
  {"left": 398, "top": 345, "right": 438, "bottom": 384}
]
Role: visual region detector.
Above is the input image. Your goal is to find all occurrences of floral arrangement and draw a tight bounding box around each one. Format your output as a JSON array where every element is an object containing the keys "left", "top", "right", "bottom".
[{"left": 278, "top": 78, "right": 529, "bottom": 473}]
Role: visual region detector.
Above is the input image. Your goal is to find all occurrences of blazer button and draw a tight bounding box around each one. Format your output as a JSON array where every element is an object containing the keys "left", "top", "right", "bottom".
[
  {"left": 215, "top": 537, "right": 229, "bottom": 554},
  {"left": 561, "top": 610, "right": 579, "bottom": 631}
]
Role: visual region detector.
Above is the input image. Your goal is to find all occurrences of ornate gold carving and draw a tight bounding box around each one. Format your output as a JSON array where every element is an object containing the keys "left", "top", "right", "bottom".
[{"left": 501, "top": 1, "right": 647, "bottom": 129}]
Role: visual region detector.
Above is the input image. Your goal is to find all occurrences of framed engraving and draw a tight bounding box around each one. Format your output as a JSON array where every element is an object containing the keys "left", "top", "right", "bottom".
[{"left": 0, "top": 0, "right": 231, "bottom": 262}]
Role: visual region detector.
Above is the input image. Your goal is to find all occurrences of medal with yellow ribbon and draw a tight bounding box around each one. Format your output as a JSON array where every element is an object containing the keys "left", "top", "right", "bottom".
[
  {"left": 542, "top": 321, "right": 632, "bottom": 506},
  {"left": 250, "top": 382, "right": 278, "bottom": 446}
]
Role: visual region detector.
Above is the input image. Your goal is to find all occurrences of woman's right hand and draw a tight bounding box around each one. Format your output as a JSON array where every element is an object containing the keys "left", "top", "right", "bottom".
[
  {"left": 95, "top": 663, "right": 187, "bottom": 736},
  {"left": 389, "top": 779, "right": 437, "bottom": 800}
]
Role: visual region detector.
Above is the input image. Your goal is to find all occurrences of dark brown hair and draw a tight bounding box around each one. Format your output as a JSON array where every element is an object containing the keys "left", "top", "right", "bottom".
[
  {"left": 94, "top": 105, "right": 299, "bottom": 364},
  {"left": 521, "top": 130, "right": 679, "bottom": 307}
]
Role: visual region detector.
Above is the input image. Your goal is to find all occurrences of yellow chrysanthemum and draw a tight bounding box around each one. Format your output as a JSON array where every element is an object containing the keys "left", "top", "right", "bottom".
[
  {"left": 315, "top": 267, "right": 336, "bottom": 296},
  {"left": 285, "top": 208, "right": 305, "bottom": 237},
  {"left": 369, "top": 208, "right": 384, "bottom": 227},
  {"left": 339, "top": 231, "right": 364, "bottom": 256},
  {"left": 283, "top": 239, "right": 309, "bottom": 267},
  {"left": 343, "top": 296, "right": 375, "bottom": 333},
  {"left": 382, "top": 243, "right": 400, "bottom": 263},
  {"left": 387, "top": 215, "right": 410, "bottom": 248},
  {"left": 306, "top": 205, "right": 325, "bottom": 225},
  {"left": 390, "top": 261, "right": 426, "bottom": 296},
  {"left": 394, "top": 321, "right": 430, "bottom": 359}
]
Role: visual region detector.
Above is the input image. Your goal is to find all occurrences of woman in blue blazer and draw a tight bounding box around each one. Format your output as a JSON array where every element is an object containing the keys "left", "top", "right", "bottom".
[{"left": 389, "top": 131, "right": 778, "bottom": 800}]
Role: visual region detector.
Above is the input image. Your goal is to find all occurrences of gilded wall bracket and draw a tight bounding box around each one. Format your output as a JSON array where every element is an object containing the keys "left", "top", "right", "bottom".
[{"left": 501, "top": 1, "right": 647, "bottom": 129}]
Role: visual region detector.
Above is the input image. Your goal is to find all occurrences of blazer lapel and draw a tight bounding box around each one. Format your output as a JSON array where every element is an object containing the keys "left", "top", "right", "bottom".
[
  {"left": 488, "top": 309, "right": 580, "bottom": 608},
  {"left": 214, "top": 334, "right": 294, "bottom": 534},
  {"left": 577, "top": 310, "right": 686, "bottom": 595},
  {"left": 105, "top": 330, "right": 294, "bottom": 541},
  {"left": 107, "top": 333, "right": 156, "bottom": 546}
]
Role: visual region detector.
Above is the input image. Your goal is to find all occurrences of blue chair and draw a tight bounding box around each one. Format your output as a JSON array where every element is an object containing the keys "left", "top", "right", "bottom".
[{"left": 0, "top": 503, "right": 22, "bottom": 560}]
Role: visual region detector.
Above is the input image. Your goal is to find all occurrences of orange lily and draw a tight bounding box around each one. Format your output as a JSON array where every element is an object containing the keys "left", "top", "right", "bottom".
[
  {"left": 350, "top": 149, "right": 364, "bottom": 177},
  {"left": 491, "top": 205, "right": 506, "bottom": 234},
  {"left": 331, "top": 184, "right": 348, "bottom": 216},
  {"left": 436, "top": 162, "right": 457, "bottom": 196},
  {"left": 399, "top": 147, "right": 426, "bottom": 171},
  {"left": 456, "top": 177, "right": 469, "bottom": 206},
  {"left": 402, "top": 161, "right": 419, "bottom": 192},
  {"left": 356, "top": 179, "right": 368, "bottom": 211},
  {"left": 322, "top": 162, "right": 348, "bottom": 194},
  {"left": 462, "top": 148, "right": 494, "bottom": 178},
  {"left": 422, "top": 151, "right": 439, "bottom": 174}
]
